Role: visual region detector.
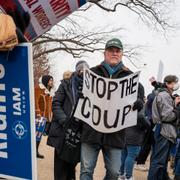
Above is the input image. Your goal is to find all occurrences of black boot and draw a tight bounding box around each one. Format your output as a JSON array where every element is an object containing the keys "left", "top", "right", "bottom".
[{"left": 36, "top": 141, "right": 44, "bottom": 159}]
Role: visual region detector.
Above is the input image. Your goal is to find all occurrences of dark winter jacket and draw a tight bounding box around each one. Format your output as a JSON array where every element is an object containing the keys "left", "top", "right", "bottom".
[
  {"left": 124, "top": 82, "right": 148, "bottom": 146},
  {"left": 145, "top": 91, "right": 155, "bottom": 121},
  {"left": 125, "top": 108, "right": 150, "bottom": 146},
  {"left": 47, "top": 76, "right": 77, "bottom": 151},
  {"left": 81, "top": 64, "right": 144, "bottom": 149}
]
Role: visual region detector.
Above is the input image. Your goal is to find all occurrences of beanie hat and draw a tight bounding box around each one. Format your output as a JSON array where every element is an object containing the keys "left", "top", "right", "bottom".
[
  {"left": 163, "top": 75, "right": 178, "bottom": 84},
  {"left": 41, "top": 75, "right": 53, "bottom": 88},
  {"left": 75, "top": 60, "right": 89, "bottom": 72}
]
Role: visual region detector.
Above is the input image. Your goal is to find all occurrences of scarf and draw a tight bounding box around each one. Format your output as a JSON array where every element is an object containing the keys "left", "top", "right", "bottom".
[
  {"left": 102, "top": 61, "right": 124, "bottom": 76},
  {"left": 71, "top": 73, "right": 83, "bottom": 103}
]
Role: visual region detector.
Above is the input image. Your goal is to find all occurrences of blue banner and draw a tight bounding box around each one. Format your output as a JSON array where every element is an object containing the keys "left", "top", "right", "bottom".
[{"left": 0, "top": 44, "right": 36, "bottom": 180}]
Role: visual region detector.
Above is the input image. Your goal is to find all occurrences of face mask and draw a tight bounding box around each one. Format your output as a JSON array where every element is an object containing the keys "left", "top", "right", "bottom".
[{"left": 173, "top": 83, "right": 180, "bottom": 91}]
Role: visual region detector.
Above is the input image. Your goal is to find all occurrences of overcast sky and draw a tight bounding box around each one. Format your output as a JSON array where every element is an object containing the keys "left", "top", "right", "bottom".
[{"left": 50, "top": 1, "right": 180, "bottom": 95}]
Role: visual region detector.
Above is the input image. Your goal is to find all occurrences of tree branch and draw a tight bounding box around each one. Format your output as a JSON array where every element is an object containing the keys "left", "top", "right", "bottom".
[{"left": 89, "top": 0, "right": 175, "bottom": 30}]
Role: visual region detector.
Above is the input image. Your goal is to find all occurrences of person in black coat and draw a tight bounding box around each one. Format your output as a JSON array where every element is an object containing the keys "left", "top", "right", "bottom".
[
  {"left": 135, "top": 90, "right": 156, "bottom": 171},
  {"left": 119, "top": 93, "right": 151, "bottom": 180},
  {"left": 80, "top": 38, "right": 144, "bottom": 180},
  {"left": 47, "top": 61, "right": 89, "bottom": 180}
]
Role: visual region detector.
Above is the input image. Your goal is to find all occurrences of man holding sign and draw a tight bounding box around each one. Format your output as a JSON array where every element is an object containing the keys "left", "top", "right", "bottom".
[{"left": 77, "top": 38, "right": 144, "bottom": 180}]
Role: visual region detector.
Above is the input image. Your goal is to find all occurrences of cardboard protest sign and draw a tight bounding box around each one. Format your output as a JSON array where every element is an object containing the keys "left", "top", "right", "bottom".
[
  {"left": 0, "top": 43, "right": 37, "bottom": 180},
  {"left": 74, "top": 68, "right": 140, "bottom": 133},
  {"left": 0, "top": 0, "right": 87, "bottom": 40}
]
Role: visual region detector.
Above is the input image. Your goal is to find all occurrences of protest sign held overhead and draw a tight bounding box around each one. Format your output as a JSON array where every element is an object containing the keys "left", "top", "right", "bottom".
[
  {"left": 0, "top": 0, "right": 87, "bottom": 41},
  {"left": 74, "top": 67, "right": 141, "bottom": 133}
]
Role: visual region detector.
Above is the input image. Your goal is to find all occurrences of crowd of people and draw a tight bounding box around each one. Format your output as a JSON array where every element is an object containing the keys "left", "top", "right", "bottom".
[
  {"left": 35, "top": 38, "right": 180, "bottom": 180},
  {"left": 1, "top": 5, "right": 180, "bottom": 180}
]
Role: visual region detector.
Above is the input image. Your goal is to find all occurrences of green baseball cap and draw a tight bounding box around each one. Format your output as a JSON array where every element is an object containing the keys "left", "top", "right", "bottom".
[{"left": 105, "top": 38, "right": 123, "bottom": 50}]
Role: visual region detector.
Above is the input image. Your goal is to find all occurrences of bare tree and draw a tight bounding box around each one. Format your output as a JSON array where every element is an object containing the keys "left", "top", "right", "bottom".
[
  {"left": 33, "top": 15, "right": 143, "bottom": 62},
  {"left": 33, "top": 43, "right": 50, "bottom": 86},
  {"left": 33, "top": 27, "right": 121, "bottom": 59},
  {"left": 89, "top": 0, "right": 176, "bottom": 30},
  {"left": 32, "top": 0, "right": 176, "bottom": 67}
]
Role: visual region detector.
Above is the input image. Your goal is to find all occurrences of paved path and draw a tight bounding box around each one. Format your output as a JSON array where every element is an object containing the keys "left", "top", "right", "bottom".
[{"left": 37, "top": 137, "right": 149, "bottom": 180}]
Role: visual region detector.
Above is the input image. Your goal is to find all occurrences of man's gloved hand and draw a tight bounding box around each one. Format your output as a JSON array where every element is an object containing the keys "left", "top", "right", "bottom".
[
  {"left": 78, "top": 91, "right": 84, "bottom": 98},
  {"left": 78, "top": 81, "right": 84, "bottom": 98},
  {"left": 132, "top": 99, "right": 143, "bottom": 112}
]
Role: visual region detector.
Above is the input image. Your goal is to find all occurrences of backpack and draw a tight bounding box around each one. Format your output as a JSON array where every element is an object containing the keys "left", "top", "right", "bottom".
[
  {"left": 0, "top": 13, "right": 18, "bottom": 51},
  {"left": 137, "top": 109, "right": 151, "bottom": 130}
]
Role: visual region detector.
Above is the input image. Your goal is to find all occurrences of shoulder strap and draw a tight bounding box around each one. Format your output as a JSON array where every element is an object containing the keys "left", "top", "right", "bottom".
[{"left": 155, "top": 96, "right": 162, "bottom": 122}]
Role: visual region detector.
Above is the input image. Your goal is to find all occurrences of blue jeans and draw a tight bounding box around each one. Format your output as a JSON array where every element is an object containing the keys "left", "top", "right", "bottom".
[
  {"left": 170, "top": 143, "right": 177, "bottom": 157},
  {"left": 175, "top": 139, "right": 180, "bottom": 176},
  {"left": 120, "top": 145, "right": 141, "bottom": 178},
  {"left": 148, "top": 125, "right": 172, "bottom": 180},
  {"left": 80, "top": 143, "right": 122, "bottom": 180}
]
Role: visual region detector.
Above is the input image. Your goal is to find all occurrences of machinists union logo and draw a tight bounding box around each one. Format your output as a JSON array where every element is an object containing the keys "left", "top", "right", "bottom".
[{"left": 12, "top": 121, "right": 28, "bottom": 140}]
